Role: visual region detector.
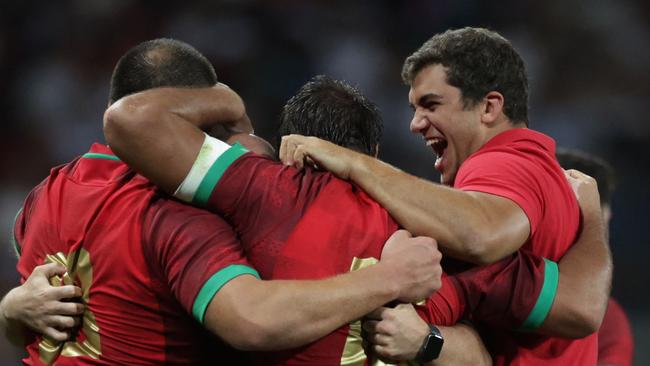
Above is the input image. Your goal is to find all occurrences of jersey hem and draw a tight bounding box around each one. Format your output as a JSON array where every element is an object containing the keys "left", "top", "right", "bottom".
[
  {"left": 518, "top": 258, "right": 559, "bottom": 331},
  {"left": 193, "top": 142, "right": 248, "bottom": 206},
  {"left": 192, "top": 264, "right": 260, "bottom": 323}
]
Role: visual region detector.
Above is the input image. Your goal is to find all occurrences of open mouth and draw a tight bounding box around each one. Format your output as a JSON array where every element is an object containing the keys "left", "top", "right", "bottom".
[{"left": 426, "top": 137, "right": 448, "bottom": 160}]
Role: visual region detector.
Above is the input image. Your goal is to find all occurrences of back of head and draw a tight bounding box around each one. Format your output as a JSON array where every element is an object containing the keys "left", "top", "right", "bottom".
[
  {"left": 402, "top": 27, "right": 529, "bottom": 125},
  {"left": 109, "top": 38, "right": 217, "bottom": 104},
  {"left": 277, "top": 75, "right": 382, "bottom": 156},
  {"left": 556, "top": 148, "right": 616, "bottom": 206}
]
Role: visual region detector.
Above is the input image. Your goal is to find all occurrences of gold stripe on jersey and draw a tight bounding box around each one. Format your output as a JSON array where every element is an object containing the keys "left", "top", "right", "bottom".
[{"left": 38, "top": 249, "right": 101, "bottom": 365}]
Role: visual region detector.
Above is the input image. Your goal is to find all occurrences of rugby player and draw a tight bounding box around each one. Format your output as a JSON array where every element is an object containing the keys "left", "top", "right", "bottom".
[
  {"left": 1, "top": 39, "right": 443, "bottom": 365},
  {"left": 103, "top": 76, "right": 608, "bottom": 365},
  {"left": 279, "top": 28, "right": 612, "bottom": 365}
]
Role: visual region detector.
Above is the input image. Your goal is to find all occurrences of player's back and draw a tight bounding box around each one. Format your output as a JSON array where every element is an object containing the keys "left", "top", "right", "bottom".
[
  {"left": 195, "top": 149, "right": 398, "bottom": 365},
  {"left": 15, "top": 144, "right": 214, "bottom": 365}
]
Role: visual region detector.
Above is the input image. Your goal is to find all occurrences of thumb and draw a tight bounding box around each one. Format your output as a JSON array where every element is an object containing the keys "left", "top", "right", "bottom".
[
  {"left": 35, "top": 263, "right": 67, "bottom": 279},
  {"left": 382, "top": 229, "right": 413, "bottom": 256}
]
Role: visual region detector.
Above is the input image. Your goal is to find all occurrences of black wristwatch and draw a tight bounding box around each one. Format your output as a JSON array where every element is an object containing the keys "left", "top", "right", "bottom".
[{"left": 415, "top": 324, "right": 444, "bottom": 363}]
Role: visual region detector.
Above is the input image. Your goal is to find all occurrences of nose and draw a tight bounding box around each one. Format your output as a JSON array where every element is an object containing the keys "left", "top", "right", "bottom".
[{"left": 410, "top": 110, "right": 428, "bottom": 134}]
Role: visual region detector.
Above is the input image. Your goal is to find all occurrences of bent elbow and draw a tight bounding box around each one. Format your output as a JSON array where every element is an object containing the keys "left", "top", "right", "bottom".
[
  {"left": 224, "top": 327, "right": 276, "bottom": 351},
  {"left": 103, "top": 98, "right": 160, "bottom": 147},
  {"left": 459, "top": 231, "right": 503, "bottom": 265},
  {"left": 217, "top": 314, "right": 283, "bottom": 351},
  {"left": 564, "top": 305, "right": 604, "bottom": 338}
]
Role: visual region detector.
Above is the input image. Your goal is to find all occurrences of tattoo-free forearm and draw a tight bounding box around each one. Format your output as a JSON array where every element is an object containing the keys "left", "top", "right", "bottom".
[
  {"left": 349, "top": 153, "right": 528, "bottom": 264},
  {"left": 205, "top": 264, "right": 402, "bottom": 351},
  {"left": 103, "top": 85, "right": 247, "bottom": 193},
  {"left": 1, "top": 289, "right": 27, "bottom": 346},
  {"left": 428, "top": 324, "right": 492, "bottom": 366},
  {"left": 540, "top": 209, "right": 611, "bottom": 337}
]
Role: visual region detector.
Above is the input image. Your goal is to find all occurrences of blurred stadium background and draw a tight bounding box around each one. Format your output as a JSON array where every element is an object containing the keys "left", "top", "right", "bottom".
[{"left": 0, "top": 0, "right": 648, "bottom": 364}]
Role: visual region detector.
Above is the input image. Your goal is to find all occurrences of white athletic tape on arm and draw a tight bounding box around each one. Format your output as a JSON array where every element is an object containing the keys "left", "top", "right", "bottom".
[{"left": 174, "top": 134, "right": 231, "bottom": 203}]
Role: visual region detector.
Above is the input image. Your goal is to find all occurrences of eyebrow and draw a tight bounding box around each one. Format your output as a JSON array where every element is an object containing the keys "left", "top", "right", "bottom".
[{"left": 409, "top": 93, "right": 443, "bottom": 110}]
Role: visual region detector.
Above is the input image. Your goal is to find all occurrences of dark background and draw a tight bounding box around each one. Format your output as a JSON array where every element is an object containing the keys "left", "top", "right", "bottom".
[{"left": 1, "top": 0, "right": 648, "bottom": 364}]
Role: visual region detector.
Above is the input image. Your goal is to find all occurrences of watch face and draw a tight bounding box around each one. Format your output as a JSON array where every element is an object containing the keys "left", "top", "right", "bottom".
[{"left": 418, "top": 325, "right": 444, "bottom": 363}]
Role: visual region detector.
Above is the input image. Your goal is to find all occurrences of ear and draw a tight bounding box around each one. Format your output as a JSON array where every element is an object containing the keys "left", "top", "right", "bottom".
[
  {"left": 373, "top": 144, "right": 380, "bottom": 158},
  {"left": 480, "top": 91, "right": 504, "bottom": 126}
]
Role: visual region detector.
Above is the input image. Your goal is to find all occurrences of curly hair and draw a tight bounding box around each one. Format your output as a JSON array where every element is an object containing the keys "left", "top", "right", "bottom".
[{"left": 402, "top": 27, "right": 529, "bottom": 125}]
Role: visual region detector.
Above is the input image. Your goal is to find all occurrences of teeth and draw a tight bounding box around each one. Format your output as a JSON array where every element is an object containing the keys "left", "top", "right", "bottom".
[{"left": 426, "top": 138, "right": 442, "bottom": 146}]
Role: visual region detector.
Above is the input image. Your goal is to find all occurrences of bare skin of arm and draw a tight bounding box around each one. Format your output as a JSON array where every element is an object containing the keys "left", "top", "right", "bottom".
[
  {"left": 360, "top": 169, "right": 611, "bottom": 363},
  {"left": 104, "top": 84, "right": 251, "bottom": 194},
  {"left": 103, "top": 86, "right": 447, "bottom": 350},
  {"left": 363, "top": 305, "right": 491, "bottom": 366},
  {"left": 539, "top": 169, "right": 611, "bottom": 337},
  {"left": 1, "top": 263, "right": 84, "bottom": 345},
  {"left": 208, "top": 230, "right": 442, "bottom": 351},
  {"left": 279, "top": 135, "right": 529, "bottom": 264}
]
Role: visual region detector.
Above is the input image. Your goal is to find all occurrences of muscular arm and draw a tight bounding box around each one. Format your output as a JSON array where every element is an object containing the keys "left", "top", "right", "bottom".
[
  {"left": 539, "top": 169, "right": 611, "bottom": 337},
  {"left": 206, "top": 231, "right": 442, "bottom": 351},
  {"left": 429, "top": 325, "right": 491, "bottom": 366},
  {"left": 104, "top": 85, "right": 250, "bottom": 193},
  {"left": 361, "top": 169, "right": 611, "bottom": 364},
  {"left": 280, "top": 136, "right": 529, "bottom": 264}
]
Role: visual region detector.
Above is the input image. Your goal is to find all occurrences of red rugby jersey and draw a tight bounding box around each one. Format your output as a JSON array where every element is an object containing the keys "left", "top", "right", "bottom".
[
  {"left": 13, "top": 144, "right": 257, "bottom": 365},
  {"left": 455, "top": 128, "right": 596, "bottom": 365},
  {"left": 176, "top": 140, "right": 559, "bottom": 366},
  {"left": 598, "top": 298, "right": 634, "bottom": 366}
]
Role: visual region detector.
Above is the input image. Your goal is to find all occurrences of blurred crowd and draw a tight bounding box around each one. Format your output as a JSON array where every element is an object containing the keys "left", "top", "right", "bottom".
[{"left": 0, "top": 0, "right": 648, "bottom": 364}]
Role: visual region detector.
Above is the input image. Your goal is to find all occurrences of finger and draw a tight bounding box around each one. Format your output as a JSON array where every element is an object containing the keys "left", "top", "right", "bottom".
[
  {"left": 48, "top": 315, "right": 78, "bottom": 330},
  {"left": 34, "top": 263, "right": 67, "bottom": 278},
  {"left": 279, "top": 136, "right": 289, "bottom": 164},
  {"left": 43, "top": 327, "right": 69, "bottom": 342},
  {"left": 362, "top": 319, "right": 379, "bottom": 333},
  {"left": 52, "top": 301, "right": 85, "bottom": 316},
  {"left": 50, "top": 285, "right": 82, "bottom": 300},
  {"left": 373, "top": 344, "right": 398, "bottom": 364},
  {"left": 381, "top": 230, "right": 413, "bottom": 258},
  {"left": 368, "top": 331, "right": 390, "bottom": 346},
  {"left": 294, "top": 146, "right": 307, "bottom": 170},
  {"left": 366, "top": 307, "right": 390, "bottom": 321},
  {"left": 283, "top": 137, "right": 297, "bottom": 166},
  {"left": 72, "top": 316, "right": 82, "bottom": 327}
]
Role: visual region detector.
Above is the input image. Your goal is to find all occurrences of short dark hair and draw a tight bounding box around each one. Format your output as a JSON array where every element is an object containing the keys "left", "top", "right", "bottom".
[
  {"left": 402, "top": 27, "right": 529, "bottom": 125},
  {"left": 556, "top": 148, "right": 616, "bottom": 206},
  {"left": 277, "top": 75, "right": 382, "bottom": 156},
  {"left": 108, "top": 38, "right": 217, "bottom": 104}
]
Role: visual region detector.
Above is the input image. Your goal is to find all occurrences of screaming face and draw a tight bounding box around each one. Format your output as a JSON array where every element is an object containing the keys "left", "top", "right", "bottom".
[{"left": 408, "top": 64, "right": 486, "bottom": 186}]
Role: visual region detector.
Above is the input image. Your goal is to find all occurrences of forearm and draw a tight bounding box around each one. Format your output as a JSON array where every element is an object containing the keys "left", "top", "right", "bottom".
[
  {"left": 349, "top": 154, "right": 525, "bottom": 263},
  {"left": 1, "top": 289, "right": 27, "bottom": 346},
  {"left": 104, "top": 85, "right": 247, "bottom": 193},
  {"left": 428, "top": 324, "right": 491, "bottom": 366},
  {"left": 539, "top": 212, "right": 611, "bottom": 337},
  {"left": 207, "top": 264, "right": 400, "bottom": 351}
]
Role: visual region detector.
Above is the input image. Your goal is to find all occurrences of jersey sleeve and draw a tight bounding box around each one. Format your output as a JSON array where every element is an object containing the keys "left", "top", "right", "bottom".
[
  {"left": 143, "top": 197, "right": 259, "bottom": 324},
  {"left": 598, "top": 298, "right": 634, "bottom": 366},
  {"left": 455, "top": 149, "right": 545, "bottom": 236},
  {"left": 172, "top": 134, "right": 331, "bottom": 252},
  {"left": 415, "top": 274, "right": 465, "bottom": 327},
  {"left": 448, "top": 250, "right": 558, "bottom": 331}
]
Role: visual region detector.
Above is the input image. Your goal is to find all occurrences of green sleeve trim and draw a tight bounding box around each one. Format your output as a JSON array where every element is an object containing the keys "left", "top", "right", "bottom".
[
  {"left": 82, "top": 153, "right": 121, "bottom": 161},
  {"left": 192, "top": 142, "right": 249, "bottom": 206},
  {"left": 518, "top": 258, "right": 559, "bottom": 331},
  {"left": 192, "top": 264, "right": 260, "bottom": 324},
  {"left": 10, "top": 208, "right": 23, "bottom": 258}
]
